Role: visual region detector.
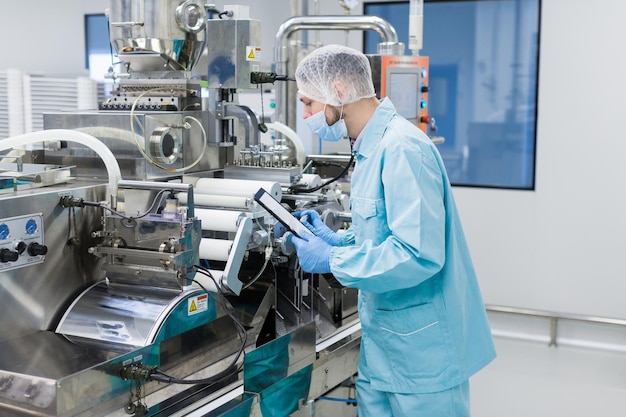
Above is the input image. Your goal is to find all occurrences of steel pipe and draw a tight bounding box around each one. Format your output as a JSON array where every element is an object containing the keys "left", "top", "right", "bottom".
[{"left": 274, "top": 15, "right": 400, "bottom": 129}]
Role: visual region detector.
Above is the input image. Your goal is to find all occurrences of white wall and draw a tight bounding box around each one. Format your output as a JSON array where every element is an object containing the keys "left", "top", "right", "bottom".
[
  {"left": 2, "top": 0, "right": 625, "bottom": 319},
  {"left": 0, "top": 1, "right": 108, "bottom": 75},
  {"left": 456, "top": 0, "right": 626, "bottom": 319}
]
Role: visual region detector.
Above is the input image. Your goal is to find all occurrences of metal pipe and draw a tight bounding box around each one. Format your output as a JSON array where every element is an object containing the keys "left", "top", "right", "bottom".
[
  {"left": 549, "top": 317, "right": 558, "bottom": 348},
  {"left": 118, "top": 180, "right": 195, "bottom": 216},
  {"left": 274, "top": 15, "right": 400, "bottom": 129},
  {"left": 224, "top": 104, "right": 261, "bottom": 148},
  {"left": 486, "top": 304, "right": 626, "bottom": 327},
  {"left": 486, "top": 304, "right": 626, "bottom": 350}
]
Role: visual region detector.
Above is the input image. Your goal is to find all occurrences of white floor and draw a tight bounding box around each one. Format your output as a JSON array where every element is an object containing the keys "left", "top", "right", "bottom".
[
  {"left": 471, "top": 336, "right": 626, "bottom": 417},
  {"left": 301, "top": 332, "right": 626, "bottom": 417}
]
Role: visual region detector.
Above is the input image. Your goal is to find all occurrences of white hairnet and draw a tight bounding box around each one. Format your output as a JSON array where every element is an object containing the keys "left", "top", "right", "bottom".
[{"left": 295, "top": 44, "right": 376, "bottom": 106}]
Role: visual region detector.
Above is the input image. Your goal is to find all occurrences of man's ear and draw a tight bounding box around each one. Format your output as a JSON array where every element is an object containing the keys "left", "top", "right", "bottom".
[{"left": 333, "top": 81, "right": 347, "bottom": 103}]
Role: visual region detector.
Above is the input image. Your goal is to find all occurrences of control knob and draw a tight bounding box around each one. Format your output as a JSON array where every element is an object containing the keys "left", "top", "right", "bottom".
[
  {"left": 15, "top": 241, "right": 26, "bottom": 254},
  {"left": 27, "top": 243, "right": 48, "bottom": 256},
  {"left": 0, "top": 248, "right": 19, "bottom": 263}
]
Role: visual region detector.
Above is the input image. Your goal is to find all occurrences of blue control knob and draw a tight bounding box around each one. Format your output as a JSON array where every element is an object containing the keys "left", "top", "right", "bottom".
[
  {"left": 25, "top": 219, "right": 38, "bottom": 235},
  {"left": 0, "top": 224, "right": 8, "bottom": 240}
]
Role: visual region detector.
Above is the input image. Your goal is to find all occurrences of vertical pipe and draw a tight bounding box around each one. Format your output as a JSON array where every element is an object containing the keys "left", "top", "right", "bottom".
[
  {"left": 408, "top": 0, "right": 424, "bottom": 55},
  {"left": 549, "top": 317, "right": 558, "bottom": 347}
]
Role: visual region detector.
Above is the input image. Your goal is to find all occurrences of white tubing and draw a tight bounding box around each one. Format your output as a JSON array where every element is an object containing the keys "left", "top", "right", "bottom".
[
  {"left": 266, "top": 121, "right": 306, "bottom": 167},
  {"left": 0, "top": 129, "right": 122, "bottom": 199}
]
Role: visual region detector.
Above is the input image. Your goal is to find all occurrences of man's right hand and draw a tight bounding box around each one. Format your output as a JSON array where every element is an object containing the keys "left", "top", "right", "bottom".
[{"left": 295, "top": 210, "right": 339, "bottom": 246}]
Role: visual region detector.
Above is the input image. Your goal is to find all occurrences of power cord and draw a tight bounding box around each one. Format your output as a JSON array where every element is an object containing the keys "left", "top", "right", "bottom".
[
  {"left": 144, "top": 267, "right": 248, "bottom": 385},
  {"left": 289, "top": 153, "right": 355, "bottom": 194},
  {"left": 59, "top": 188, "right": 171, "bottom": 227}
]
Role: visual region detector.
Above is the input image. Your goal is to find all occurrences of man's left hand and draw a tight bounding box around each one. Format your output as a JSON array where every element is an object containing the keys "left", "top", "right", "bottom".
[{"left": 290, "top": 233, "right": 333, "bottom": 274}]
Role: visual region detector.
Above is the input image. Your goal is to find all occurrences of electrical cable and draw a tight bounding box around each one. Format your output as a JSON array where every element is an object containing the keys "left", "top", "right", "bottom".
[
  {"left": 273, "top": 75, "right": 295, "bottom": 82},
  {"left": 74, "top": 188, "right": 171, "bottom": 227},
  {"left": 128, "top": 87, "right": 208, "bottom": 173},
  {"left": 289, "top": 153, "right": 354, "bottom": 194},
  {"left": 241, "top": 218, "right": 272, "bottom": 291},
  {"left": 147, "top": 267, "right": 248, "bottom": 385},
  {"left": 194, "top": 266, "right": 247, "bottom": 349}
]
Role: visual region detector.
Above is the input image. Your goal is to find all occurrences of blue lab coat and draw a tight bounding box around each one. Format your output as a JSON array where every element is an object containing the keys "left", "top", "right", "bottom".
[{"left": 329, "top": 98, "right": 496, "bottom": 394}]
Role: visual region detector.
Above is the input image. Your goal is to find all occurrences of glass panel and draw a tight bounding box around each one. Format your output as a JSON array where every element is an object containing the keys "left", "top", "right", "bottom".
[
  {"left": 365, "top": 0, "right": 540, "bottom": 189},
  {"left": 85, "top": 14, "right": 113, "bottom": 82}
]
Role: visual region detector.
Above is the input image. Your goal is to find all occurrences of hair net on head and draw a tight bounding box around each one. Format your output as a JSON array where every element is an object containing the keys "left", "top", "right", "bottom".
[{"left": 295, "top": 44, "right": 376, "bottom": 106}]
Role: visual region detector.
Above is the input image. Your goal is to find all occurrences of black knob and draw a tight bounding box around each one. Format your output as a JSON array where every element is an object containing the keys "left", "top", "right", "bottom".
[
  {"left": 421, "top": 86, "right": 429, "bottom": 93},
  {"left": 0, "top": 249, "right": 19, "bottom": 263},
  {"left": 15, "top": 241, "right": 26, "bottom": 254},
  {"left": 27, "top": 243, "right": 48, "bottom": 256}
]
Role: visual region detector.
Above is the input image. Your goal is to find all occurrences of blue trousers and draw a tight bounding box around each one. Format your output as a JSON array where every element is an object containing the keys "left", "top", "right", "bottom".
[{"left": 356, "top": 371, "right": 470, "bottom": 417}]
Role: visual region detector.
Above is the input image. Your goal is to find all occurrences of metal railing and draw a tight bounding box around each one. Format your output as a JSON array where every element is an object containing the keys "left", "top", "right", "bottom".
[{"left": 486, "top": 304, "right": 626, "bottom": 348}]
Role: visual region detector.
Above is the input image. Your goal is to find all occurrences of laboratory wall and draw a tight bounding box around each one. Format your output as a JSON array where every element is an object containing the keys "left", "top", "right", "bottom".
[
  {"left": 455, "top": 0, "right": 626, "bottom": 319},
  {"left": 0, "top": 0, "right": 625, "bottom": 320},
  {"left": 0, "top": 1, "right": 107, "bottom": 75}
]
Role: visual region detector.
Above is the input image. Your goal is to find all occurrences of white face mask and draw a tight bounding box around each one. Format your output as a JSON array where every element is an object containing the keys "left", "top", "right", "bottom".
[{"left": 304, "top": 105, "right": 347, "bottom": 142}]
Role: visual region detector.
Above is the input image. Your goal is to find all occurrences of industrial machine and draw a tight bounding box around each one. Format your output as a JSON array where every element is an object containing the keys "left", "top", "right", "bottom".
[{"left": 0, "top": 2, "right": 431, "bottom": 416}]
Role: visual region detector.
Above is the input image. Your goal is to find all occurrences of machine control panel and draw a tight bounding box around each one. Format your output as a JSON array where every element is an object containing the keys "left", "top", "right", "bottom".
[
  {"left": 0, "top": 213, "right": 47, "bottom": 272},
  {"left": 367, "top": 54, "right": 431, "bottom": 134}
]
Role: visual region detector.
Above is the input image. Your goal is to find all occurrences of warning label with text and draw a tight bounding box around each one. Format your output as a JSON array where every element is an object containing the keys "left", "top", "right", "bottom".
[
  {"left": 246, "top": 46, "right": 261, "bottom": 61},
  {"left": 188, "top": 293, "right": 209, "bottom": 316}
]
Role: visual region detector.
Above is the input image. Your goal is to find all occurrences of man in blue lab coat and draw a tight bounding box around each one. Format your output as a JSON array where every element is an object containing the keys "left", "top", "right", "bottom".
[{"left": 290, "top": 44, "right": 496, "bottom": 417}]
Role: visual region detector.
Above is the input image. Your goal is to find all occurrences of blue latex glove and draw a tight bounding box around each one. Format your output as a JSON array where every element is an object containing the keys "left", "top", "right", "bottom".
[
  {"left": 294, "top": 210, "right": 339, "bottom": 246},
  {"left": 290, "top": 232, "right": 333, "bottom": 274}
]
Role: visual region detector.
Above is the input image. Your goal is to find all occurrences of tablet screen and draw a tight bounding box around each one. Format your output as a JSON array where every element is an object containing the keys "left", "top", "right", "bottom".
[{"left": 254, "top": 188, "right": 314, "bottom": 238}]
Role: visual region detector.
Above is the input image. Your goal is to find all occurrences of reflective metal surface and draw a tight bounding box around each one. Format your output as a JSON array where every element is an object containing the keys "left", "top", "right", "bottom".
[
  {"left": 0, "top": 2, "right": 372, "bottom": 415},
  {"left": 0, "top": 316, "right": 246, "bottom": 416},
  {"left": 108, "top": 0, "right": 206, "bottom": 72},
  {"left": 0, "top": 181, "right": 106, "bottom": 342},
  {"left": 43, "top": 111, "right": 217, "bottom": 181},
  {"left": 205, "top": 18, "right": 261, "bottom": 89},
  {"left": 274, "top": 15, "right": 399, "bottom": 128},
  {"left": 57, "top": 282, "right": 208, "bottom": 347}
]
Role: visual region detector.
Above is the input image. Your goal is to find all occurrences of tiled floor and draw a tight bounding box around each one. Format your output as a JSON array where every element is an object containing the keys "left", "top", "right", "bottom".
[{"left": 471, "top": 336, "right": 626, "bottom": 416}]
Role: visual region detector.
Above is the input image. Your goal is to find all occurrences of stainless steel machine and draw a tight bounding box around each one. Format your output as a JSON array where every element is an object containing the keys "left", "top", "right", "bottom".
[
  {"left": 0, "top": 1, "right": 435, "bottom": 415},
  {"left": 0, "top": 2, "right": 362, "bottom": 416}
]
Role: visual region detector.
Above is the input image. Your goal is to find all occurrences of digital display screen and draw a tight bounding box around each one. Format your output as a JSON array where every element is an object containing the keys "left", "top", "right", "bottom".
[
  {"left": 387, "top": 72, "right": 420, "bottom": 120},
  {"left": 254, "top": 188, "right": 314, "bottom": 238}
]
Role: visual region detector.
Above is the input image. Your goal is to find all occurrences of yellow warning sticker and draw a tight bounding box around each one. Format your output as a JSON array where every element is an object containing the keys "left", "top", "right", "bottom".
[
  {"left": 246, "top": 46, "right": 261, "bottom": 61},
  {"left": 188, "top": 293, "right": 209, "bottom": 316}
]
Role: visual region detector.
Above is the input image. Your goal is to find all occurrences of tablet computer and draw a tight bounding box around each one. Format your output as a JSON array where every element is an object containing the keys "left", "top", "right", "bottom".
[{"left": 254, "top": 188, "right": 314, "bottom": 238}]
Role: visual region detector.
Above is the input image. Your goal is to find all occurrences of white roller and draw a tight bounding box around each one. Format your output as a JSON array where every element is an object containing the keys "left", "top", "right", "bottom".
[
  {"left": 199, "top": 238, "right": 233, "bottom": 262},
  {"left": 195, "top": 178, "right": 282, "bottom": 201},
  {"left": 300, "top": 174, "right": 322, "bottom": 188},
  {"left": 196, "top": 208, "right": 246, "bottom": 232},
  {"left": 190, "top": 271, "right": 220, "bottom": 293},
  {"left": 179, "top": 193, "right": 252, "bottom": 209}
]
